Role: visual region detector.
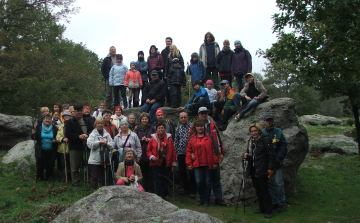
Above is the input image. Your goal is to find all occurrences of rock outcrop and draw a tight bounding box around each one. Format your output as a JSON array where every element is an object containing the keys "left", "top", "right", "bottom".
[
  {"left": 1, "top": 140, "right": 36, "bottom": 165},
  {"left": 0, "top": 113, "right": 33, "bottom": 149},
  {"left": 53, "top": 186, "right": 222, "bottom": 223},
  {"left": 309, "top": 135, "right": 358, "bottom": 155},
  {"left": 298, "top": 114, "right": 343, "bottom": 126},
  {"left": 220, "top": 98, "right": 308, "bottom": 201}
]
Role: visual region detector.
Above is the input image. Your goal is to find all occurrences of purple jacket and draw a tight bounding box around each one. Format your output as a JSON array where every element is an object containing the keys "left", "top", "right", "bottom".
[{"left": 231, "top": 49, "right": 252, "bottom": 77}]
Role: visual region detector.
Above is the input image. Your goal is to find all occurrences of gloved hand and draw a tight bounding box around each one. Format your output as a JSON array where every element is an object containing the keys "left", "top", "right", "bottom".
[{"left": 268, "top": 169, "right": 274, "bottom": 183}]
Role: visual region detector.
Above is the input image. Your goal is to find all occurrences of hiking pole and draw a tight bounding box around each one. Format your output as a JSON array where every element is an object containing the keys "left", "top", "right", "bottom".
[
  {"left": 102, "top": 145, "right": 107, "bottom": 186},
  {"left": 236, "top": 158, "right": 247, "bottom": 214},
  {"left": 64, "top": 142, "right": 68, "bottom": 184},
  {"left": 110, "top": 152, "right": 115, "bottom": 185},
  {"left": 173, "top": 168, "right": 175, "bottom": 202}
]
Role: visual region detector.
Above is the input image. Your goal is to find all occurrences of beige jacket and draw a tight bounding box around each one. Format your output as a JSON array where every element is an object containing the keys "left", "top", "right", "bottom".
[{"left": 115, "top": 162, "right": 143, "bottom": 184}]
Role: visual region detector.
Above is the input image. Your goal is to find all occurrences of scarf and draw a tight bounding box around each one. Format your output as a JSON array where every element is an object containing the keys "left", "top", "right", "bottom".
[
  {"left": 42, "top": 123, "right": 53, "bottom": 134},
  {"left": 234, "top": 47, "right": 243, "bottom": 53},
  {"left": 141, "top": 123, "right": 149, "bottom": 130},
  {"left": 222, "top": 47, "right": 230, "bottom": 51},
  {"left": 156, "top": 133, "right": 167, "bottom": 156},
  {"left": 115, "top": 114, "right": 124, "bottom": 120},
  {"left": 125, "top": 160, "right": 135, "bottom": 166}
]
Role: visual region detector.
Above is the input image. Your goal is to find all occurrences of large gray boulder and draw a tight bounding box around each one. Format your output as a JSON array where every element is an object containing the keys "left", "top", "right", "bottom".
[
  {"left": 220, "top": 98, "right": 308, "bottom": 202},
  {"left": 0, "top": 113, "right": 33, "bottom": 149},
  {"left": 309, "top": 135, "right": 358, "bottom": 155},
  {"left": 298, "top": 114, "right": 343, "bottom": 126},
  {"left": 53, "top": 186, "right": 222, "bottom": 223},
  {"left": 1, "top": 140, "right": 36, "bottom": 164}
]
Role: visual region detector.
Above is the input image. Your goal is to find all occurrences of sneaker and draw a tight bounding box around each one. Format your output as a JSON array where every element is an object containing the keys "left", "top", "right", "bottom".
[
  {"left": 215, "top": 199, "right": 227, "bottom": 207},
  {"left": 264, "top": 213, "right": 272, "bottom": 218},
  {"left": 277, "top": 205, "right": 287, "bottom": 213},
  {"left": 234, "top": 115, "right": 241, "bottom": 121}
]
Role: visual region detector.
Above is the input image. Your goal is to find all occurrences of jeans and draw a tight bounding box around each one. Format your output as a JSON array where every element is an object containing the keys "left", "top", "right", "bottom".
[
  {"left": 187, "top": 97, "right": 209, "bottom": 114},
  {"left": 141, "top": 102, "right": 162, "bottom": 124},
  {"left": 220, "top": 74, "right": 232, "bottom": 88},
  {"left": 205, "top": 66, "right": 220, "bottom": 90},
  {"left": 113, "top": 85, "right": 127, "bottom": 108},
  {"left": 152, "top": 161, "right": 171, "bottom": 198},
  {"left": 194, "top": 166, "right": 212, "bottom": 203},
  {"left": 268, "top": 167, "right": 286, "bottom": 206},
  {"left": 105, "top": 78, "right": 113, "bottom": 109},
  {"left": 252, "top": 175, "right": 272, "bottom": 214},
  {"left": 235, "top": 73, "right": 246, "bottom": 92},
  {"left": 233, "top": 93, "right": 262, "bottom": 118},
  {"left": 210, "top": 165, "right": 223, "bottom": 201},
  {"left": 170, "top": 84, "right": 182, "bottom": 106}
]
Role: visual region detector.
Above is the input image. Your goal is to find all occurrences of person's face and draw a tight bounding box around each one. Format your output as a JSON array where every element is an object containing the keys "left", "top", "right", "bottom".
[
  {"left": 116, "top": 59, "right": 122, "bottom": 63},
  {"left": 179, "top": 113, "right": 189, "bottom": 125},
  {"left": 63, "top": 106, "right": 69, "bottom": 112},
  {"left": 246, "top": 76, "right": 254, "bottom": 83},
  {"left": 157, "top": 126, "right": 165, "bottom": 135},
  {"left": 83, "top": 107, "right": 90, "bottom": 115},
  {"left": 96, "top": 120, "right": 104, "bottom": 131},
  {"left": 193, "top": 84, "right": 200, "bottom": 91},
  {"left": 42, "top": 109, "right": 49, "bottom": 116},
  {"left": 128, "top": 116, "right": 135, "bottom": 124},
  {"left": 151, "top": 74, "right": 158, "bottom": 80},
  {"left": 115, "top": 108, "right": 122, "bottom": 116},
  {"left": 206, "top": 83, "right": 213, "bottom": 89},
  {"left": 166, "top": 38, "right": 172, "bottom": 47},
  {"left": 53, "top": 105, "right": 60, "bottom": 112},
  {"left": 196, "top": 125, "right": 205, "bottom": 134},
  {"left": 174, "top": 62, "right": 179, "bottom": 67},
  {"left": 63, "top": 115, "right": 71, "bottom": 121},
  {"left": 221, "top": 83, "right": 229, "bottom": 89},
  {"left": 138, "top": 54, "right": 144, "bottom": 58},
  {"left": 121, "top": 122, "right": 129, "bottom": 132},
  {"left": 74, "top": 109, "right": 83, "bottom": 119},
  {"left": 250, "top": 127, "right": 260, "bottom": 139},
  {"left": 110, "top": 47, "right": 116, "bottom": 56},
  {"left": 156, "top": 113, "right": 164, "bottom": 121},
  {"left": 198, "top": 112, "right": 208, "bottom": 121},
  {"left": 263, "top": 119, "right": 274, "bottom": 128},
  {"left": 104, "top": 114, "right": 111, "bottom": 123},
  {"left": 235, "top": 43, "right": 242, "bottom": 48},
  {"left": 130, "top": 64, "right": 136, "bottom": 70},
  {"left": 206, "top": 34, "right": 212, "bottom": 43},
  {"left": 70, "top": 110, "right": 75, "bottom": 117},
  {"left": 150, "top": 47, "right": 156, "bottom": 53},
  {"left": 223, "top": 42, "right": 229, "bottom": 49},
  {"left": 125, "top": 151, "right": 135, "bottom": 162},
  {"left": 192, "top": 57, "right": 198, "bottom": 62},
  {"left": 52, "top": 112, "right": 59, "bottom": 120},
  {"left": 43, "top": 117, "right": 52, "bottom": 126},
  {"left": 141, "top": 117, "right": 149, "bottom": 125},
  {"left": 99, "top": 103, "right": 105, "bottom": 110}
]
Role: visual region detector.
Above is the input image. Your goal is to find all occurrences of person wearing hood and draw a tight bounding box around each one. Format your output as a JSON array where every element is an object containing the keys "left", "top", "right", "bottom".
[
  {"left": 147, "top": 45, "right": 165, "bottom": 79},
  {"left": 125, "top": 61, "right": 143, "bottom": 108},
  {"left": 135, "top": 51, "right": 149, "bottom": 105},
  {"left": 231, "top": 40, "right": 252, "bottom": 92},
  {"left": 187, "top": 52, "right": 205, "bottom": 85},
  {"left": 146, "top": 122, "right": 177, "bottom": 199},
  {"left": 179, "top": 81, "right": 210, "bottom": 114},
  {"left": 216, "top": 39, "right": 234, "bottom": 88},
  {"left": 167, "top": 58, "right": 186, "bottom": 108},
  {"left": 199, "top": 32, "right": 221, "bottom": 90},
  {"left": 111, "top": 106, "right": 127, "bottom": 129},
  {"left": 214, "top": 80, "right": 236, "bottom": 131},
  {"left": 109, "top": 54, "right": 129, "bottom": 108},
  {"left": 101, "top": 46, "right": 117, "bottom": 109},
  {"left": 93, "top": 102, "right": 106, "bottom": 119}
]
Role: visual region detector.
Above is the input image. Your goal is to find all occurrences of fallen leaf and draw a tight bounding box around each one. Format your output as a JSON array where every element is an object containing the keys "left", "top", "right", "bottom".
[{"left": 16, "top": 187, "right": 20, "bottom": 191}]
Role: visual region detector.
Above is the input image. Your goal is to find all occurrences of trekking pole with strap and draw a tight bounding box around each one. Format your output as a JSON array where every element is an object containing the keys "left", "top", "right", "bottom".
[
  {"left": 236, "top": 158, "right": 247, "bottom": 213},
  {"left": 109, "top": 151, "right": 115, "bottom": 185},
  {"left": 83, "top": 144, "right": 87, "bottom": 184}
]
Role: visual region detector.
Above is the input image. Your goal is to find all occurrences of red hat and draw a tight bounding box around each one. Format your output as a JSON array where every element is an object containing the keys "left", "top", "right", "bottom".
[
  {"left": 113, "top": 106, "right": 123, "bottom": 115},
  {"left": 83, "top": 106, "right": 91, "bottom": 112},
  {"left": 155, "top": 109, "right": 164, "bottom": 116}
]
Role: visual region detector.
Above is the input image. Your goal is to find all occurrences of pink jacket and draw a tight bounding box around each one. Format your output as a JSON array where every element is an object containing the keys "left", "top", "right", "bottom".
[{"left": 124, "top": 70, "right": 143, "bottom": 88}]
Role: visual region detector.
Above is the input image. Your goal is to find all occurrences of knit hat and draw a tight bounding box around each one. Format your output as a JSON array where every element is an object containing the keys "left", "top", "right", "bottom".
[
  {"left": 206, "top": 80, "right": 213, "bottom": 85},
  {"left": 155, "top": 109, "right": 164, "bottom": 116},
  {"left": 119, "top": 119, "right": 129, "bottom": 127},
  {"left": 116, "top": 54, "right": 123, "bottom": 60},
  {"left": 172, "top": 58, "right": 180, "bottom": 64},
  {"left": 234, "top": 40, "right": 242, "bottom": 46},
  {"left": 191, "top": 52, "right": 199, "bottom": 58},
  {"left": 62, "top": 110, "right": 71, "bottom": 116},
  {"left": 83, "top": 106, "right": 91, "bottom": 112},
  {"left": 138, "top": 51, "right": 144, "bottom": 56},
  {"left": 139, "top": 112, "right": 150, "bottom": 121},
  {"left": 130, "top": 61, "right": 136, "bottom": 66}
]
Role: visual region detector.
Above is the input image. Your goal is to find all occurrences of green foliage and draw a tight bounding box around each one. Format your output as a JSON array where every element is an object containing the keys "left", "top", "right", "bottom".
[{"left": 306, "top": 126, "right": 353, "bottom": 137}]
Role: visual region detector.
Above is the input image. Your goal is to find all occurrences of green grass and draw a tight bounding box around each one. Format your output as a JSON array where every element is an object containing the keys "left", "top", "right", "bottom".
[
  {"left": 306, "top": 125, "right": 354, "bottom": 137},
  {"left": 1, "top": 151, "right": 360, "bottom": 222}
]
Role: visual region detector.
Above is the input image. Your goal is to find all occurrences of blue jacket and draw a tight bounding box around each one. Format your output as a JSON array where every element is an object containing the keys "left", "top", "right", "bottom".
[
  {"left": 109, "top": 62, "right": 128, "bottom": 86},
  {"left": 167, "top": 65, "right": 186, "bottom": 86},
  {"left": 262, "top": 126, "right": 288, "bottom": 169},
  {"left": 188, "top": 62, "right": 205, "bottom": 82},
  {"left": 185, "top": 86, "right": 210, "bottom": 108},
  {"left": 135, "top": 60, "right": 149, "bottom": 82}
]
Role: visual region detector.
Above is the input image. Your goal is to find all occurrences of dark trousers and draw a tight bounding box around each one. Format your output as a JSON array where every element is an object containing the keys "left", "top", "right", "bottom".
[
  {"left": 139, "top": 161, "right": 154, "bottom": 192},
  {"left": 89, "top": 164, "right": 110, "bottom": 191},
  {"left": 205, "top": 66, "right": 220, "bottom": 90},
  {"left": 152, "top": 160, "right": 171, "bottom": 198},
  {"left": 36, "top": 150, "right": 55, "bottom": 181},
  {"left": 187, "top": 97, "right": 209, "bottom": 114},
  {"left": 235, "top": 73, "right": 246, "bottom": 92},
  {"left": 177, "top": 154, "right": 196, "bottom": 193},
  {"left": 69, "top": 149, "right": 83, "bottom": 185},
  {"left": 214, "top": 101, "right": 235, "bottom": 125},
  {"left": 113, "top": 85, "right": 127, "bottom": 108},
  {"left": 105, "top": 78, "right": 113, "bottom": 109},
  {"left": 220, "top": 75, "right": 233, "bottom": 88},
  {"left": 140, "top": 82, "right": 148, "bottom": 105},
  {"left": 170, "top": 84, "right": 182, "bottom": 106},
  {"left": 252, "top": 175, "right": 273, "bottom": 214}
]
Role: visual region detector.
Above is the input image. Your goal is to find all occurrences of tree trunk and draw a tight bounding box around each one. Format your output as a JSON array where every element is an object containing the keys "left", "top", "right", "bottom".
[{"left": 352, "top": 104, "right": 360, "bottom": 155}]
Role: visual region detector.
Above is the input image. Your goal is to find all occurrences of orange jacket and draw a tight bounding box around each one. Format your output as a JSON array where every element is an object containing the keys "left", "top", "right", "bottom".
[{"left": 124, "top": 70, "right": 143, "bottom": 88}]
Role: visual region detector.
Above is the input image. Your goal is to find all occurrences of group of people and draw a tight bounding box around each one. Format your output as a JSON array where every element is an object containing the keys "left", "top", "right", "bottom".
[{"left": 101, "top": 32, "right": 263, "bottom": 130}]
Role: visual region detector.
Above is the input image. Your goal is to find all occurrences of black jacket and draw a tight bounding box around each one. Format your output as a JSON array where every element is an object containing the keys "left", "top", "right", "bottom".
[
  {"left": 161, "top": 47, "right": 170, "bottom": 67},
  {"left": 65, "top": 117, "right": 93, "bottom": 150},
  {"left": 101, "top": 55, "right": 113, "bottom": 79},
  {"left": 142, "top": 79, "right": 167, "bottom": 105},
  {"left": 164, "top": 53, "right": 185, "bottom": 77},
  {"left": 134, "top": 125, "right": 155, "bottom": 161},
  {"left": 247, "top": 134, "right": 276, "bottom": 178},
  {"left": 33, "top": 124, "right": 58, "bottom": 158},
  {"left": 216, "top": 49, "right": 234, "bottom": 73},
  {"left": 167, "top": 65, "right": 186, "bottom": 86}
]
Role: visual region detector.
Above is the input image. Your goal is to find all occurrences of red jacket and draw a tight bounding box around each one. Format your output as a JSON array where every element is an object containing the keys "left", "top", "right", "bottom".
[
  {"left": 124, "top": 70, "right": 143, "bottom": 88},
  {"left": 146, "top": 133, "right": 177, "bottom": 167},
  {"left": 186, "top": 134, "right": 219, "bottom": 169}
]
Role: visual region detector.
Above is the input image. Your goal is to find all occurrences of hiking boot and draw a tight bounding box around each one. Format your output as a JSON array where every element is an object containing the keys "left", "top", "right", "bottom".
[
  {"left": 277, "top": 205, "right": 287, "bottom": 213},
  {"left": 215, "top": 199, "right": 227, "bottom": 207},
  {"left": 234, "top": 114, "right": 241, "bottom": 121},
  {"left": 196, "top": 201, "right": 204, "bottom": 206},
  {"left": 264, "top": 213, "right": 272, "bottom": 218},
  {"left": 272, "top": 203, "right": 279, "bottom": 210},
  {"left": 254, "top": 209, "right": 265, "bottom": 214},
  {"left": 190, "top": 193, "right": 196, "bottom": 199}
]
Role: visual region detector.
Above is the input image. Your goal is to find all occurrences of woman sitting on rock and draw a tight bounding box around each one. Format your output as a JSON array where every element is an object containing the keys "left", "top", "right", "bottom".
[{"left": 115, "top": 149, "right": 144, "bottom": 191}]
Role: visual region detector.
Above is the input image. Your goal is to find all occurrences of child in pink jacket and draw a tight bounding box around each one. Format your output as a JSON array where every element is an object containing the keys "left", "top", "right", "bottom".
[{"left": 125, "top": 61, "right": 143, "bottom": 107}]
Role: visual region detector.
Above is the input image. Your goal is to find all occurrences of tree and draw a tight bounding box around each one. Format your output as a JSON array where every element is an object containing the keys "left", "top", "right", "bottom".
[{"left": 258, "top": 0, "right": 360, "bottom": 154}]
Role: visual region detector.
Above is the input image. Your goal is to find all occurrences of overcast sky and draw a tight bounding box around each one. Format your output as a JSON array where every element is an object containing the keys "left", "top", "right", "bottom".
[{"left": 62, "top": 0, "right": 280, "bottom": 75}]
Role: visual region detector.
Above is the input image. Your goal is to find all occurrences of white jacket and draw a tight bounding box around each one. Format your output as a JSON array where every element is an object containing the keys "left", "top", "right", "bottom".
[
  {"left": 87, "top": 129, "right": 115, "bottom": 165},
  {"left": 114, "top": 130, "right": 142, "bottom": 161}
]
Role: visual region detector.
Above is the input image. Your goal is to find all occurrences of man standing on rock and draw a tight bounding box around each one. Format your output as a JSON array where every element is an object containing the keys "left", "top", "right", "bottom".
[
  {"left": 101, "top": 46, "right": 117, "bottom": 109},
  {"left": 193, "top": 107, "right": 227, "bottom": 206},
  {"left": 65, "top": 105, "right": 93, "bottom": 187},
  {"left": 262, "top": 114, "right": 288, "bottom": 213}
]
